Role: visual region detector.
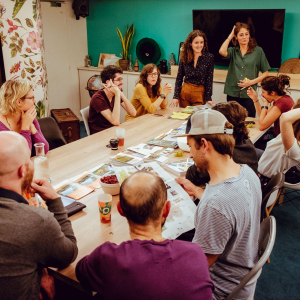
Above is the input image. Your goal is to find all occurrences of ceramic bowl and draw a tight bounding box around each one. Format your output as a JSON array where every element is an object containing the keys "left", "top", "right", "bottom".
[
  {"left": 177, "top": 137, "right": 190, "bottom": 152},
  {"left": 99, "top": 177, "right": 120, "bottom": 196}
]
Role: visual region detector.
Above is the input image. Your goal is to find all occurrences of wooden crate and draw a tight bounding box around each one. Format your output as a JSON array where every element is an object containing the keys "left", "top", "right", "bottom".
[{"left": 51, "top": 108, "right": 80, "bottom": 143}]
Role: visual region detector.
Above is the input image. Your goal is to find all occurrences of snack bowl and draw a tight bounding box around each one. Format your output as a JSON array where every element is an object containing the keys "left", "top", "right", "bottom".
[
  {"left": 100, "top": 175, "right": 120, "bottom": 195},
  {"left": 177, "top": 137, "right": 190, "bottom": 152}
]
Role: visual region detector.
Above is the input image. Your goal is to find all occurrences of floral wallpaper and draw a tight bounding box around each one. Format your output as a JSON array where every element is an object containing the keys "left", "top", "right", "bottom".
[{"left": 1, "top": 0, "right": 48, "bottom": 117}]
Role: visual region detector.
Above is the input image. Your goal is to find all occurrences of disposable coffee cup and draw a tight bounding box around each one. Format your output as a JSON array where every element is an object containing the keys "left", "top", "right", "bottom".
[{"left": 98, "top": 194, "right": 112, "bottom": 223}]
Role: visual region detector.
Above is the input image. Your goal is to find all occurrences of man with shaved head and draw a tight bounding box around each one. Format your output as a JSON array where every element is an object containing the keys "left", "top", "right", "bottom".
[
  {"left": 0, "top": 131, "right": 78, "bottom": 300},
  {"left": 76, "top": 171, "right": 213, "bottom": 300}
]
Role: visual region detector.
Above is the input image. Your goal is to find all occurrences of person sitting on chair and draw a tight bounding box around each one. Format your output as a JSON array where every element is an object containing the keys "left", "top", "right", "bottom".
[
  {"left": 76, "top": 171, "right": 214, "bottom": 300},
  {"left": 0, "top": 131, "right": 78, "bottom": 300},
  {"left": 258, "top": 99, "right": 300, "bottom": 187},
  {"left": 0, "top": 80, "right": 49, "bottom": 154},
  {"left": 88, "top": 65, "right": 136, "bottom": 134},
  {"left": 176, "top": 109, "right": 261, "bottom": 300}
]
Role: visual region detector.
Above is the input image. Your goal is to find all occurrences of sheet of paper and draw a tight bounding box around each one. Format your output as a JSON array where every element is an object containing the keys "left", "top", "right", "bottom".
[
  {"left": 169, "top": 112, "right": 190, "bottom": 120},
  {"left": 70, "top": 172, "right": 101, "bottom": 189},
  {"left": 54, "top": 180, "right": 94, "bottom": 200}
]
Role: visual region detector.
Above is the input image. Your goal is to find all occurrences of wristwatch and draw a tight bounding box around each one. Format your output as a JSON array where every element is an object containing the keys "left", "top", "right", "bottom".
[
  {"left": 160, "top": 94, "right": 166, "bottom": 99},
  {"left": 261, "top": 106, "right": 268, "bottom": 110}
]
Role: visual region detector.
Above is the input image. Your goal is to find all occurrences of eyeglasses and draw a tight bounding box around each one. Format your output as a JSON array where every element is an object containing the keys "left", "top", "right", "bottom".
[
  {"left": 23, "top": 96, "right": 35, "bottom": 100},
  {"left": 148, "top": 73, "right": 158, "bottom": 77},
  {"left": 113, "top": 77, "right": 123, "bottom": 82}
]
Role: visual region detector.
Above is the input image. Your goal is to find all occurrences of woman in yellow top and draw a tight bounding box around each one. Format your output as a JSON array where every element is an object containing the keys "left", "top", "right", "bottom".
[{"left": 125, "top": 63, "right": 173, "bottom": 121}]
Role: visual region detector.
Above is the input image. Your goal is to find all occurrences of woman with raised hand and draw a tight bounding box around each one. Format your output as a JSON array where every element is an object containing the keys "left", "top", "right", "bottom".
[
  {"left": 169, "top": 30, "right": 214, "bottom": 108},
  {"left": 219, "top": 22, "right": 270, "bottom": 117},
  {"left": 186, "top": 101, "right": 258, "bottom": 187},
  {"left": 0, "top": 80, "right": 49, "bottom": 154},
  {"left": 247, "top": 75, "right": 294, "bottom": 136},
  {"left": 125, "top": 63, "right": 172, "bottom": 121},
  {"left": 258, "top": 100, "right": 300, "bottom": 186}
]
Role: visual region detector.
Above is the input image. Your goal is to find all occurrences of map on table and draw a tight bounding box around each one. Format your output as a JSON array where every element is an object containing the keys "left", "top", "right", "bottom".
[{"left": 113, "top": 162, "right": 196, "bottom": 239}]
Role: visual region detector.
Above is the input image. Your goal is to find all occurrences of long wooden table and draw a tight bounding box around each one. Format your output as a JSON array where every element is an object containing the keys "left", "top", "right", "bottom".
[{"left": 47, "top": 108, "right": 267, "bottom": 292}]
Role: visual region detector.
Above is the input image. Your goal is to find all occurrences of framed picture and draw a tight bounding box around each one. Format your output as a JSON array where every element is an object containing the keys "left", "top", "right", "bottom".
[
  {"left": 178, "top": 42, "right": 184, "bottom": 65},
  {"left": 98, "top": 53, "right": 116, "bottom": 68}
]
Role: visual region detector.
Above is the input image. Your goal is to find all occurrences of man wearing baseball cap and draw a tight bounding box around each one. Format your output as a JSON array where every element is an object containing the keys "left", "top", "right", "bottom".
[{"left": 176, "top": 109, "right": 261, "bottom": 300}]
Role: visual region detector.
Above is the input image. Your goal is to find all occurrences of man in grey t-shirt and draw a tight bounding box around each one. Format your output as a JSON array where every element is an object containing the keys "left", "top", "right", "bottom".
[{"left": 176, "top": 109, "right": 261, "bottom": 300}]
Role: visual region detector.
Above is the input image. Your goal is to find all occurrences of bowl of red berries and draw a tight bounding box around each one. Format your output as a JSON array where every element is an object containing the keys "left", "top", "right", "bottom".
[{"left": 100, "top": 174, "right": 120, "bottom": 195}]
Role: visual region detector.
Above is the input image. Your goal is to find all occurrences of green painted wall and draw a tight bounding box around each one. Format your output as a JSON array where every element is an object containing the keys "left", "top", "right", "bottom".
[{"left": 87, "top": 0, "right": 300, "bottom": 69}]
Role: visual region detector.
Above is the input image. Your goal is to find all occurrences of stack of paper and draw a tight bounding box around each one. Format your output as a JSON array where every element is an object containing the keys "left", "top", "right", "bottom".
[
  {"left": 109, "top": 152, "right": 144, "bottom": 166},
  {"left": 164, "top": 158, "right": 194, "bottom": 176}
]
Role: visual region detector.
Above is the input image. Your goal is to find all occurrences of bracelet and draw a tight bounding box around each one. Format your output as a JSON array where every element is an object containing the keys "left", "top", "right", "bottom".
[
  {"left": 261, "top": 106, "right": 268, "bottom": 110},
  {"left": 254, "top": 100, "right": 259, "bottom": 103}
]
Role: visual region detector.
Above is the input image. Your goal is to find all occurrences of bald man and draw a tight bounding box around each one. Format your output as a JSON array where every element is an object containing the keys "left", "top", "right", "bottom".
[
  {"left": 0, "top": 132, "right": 78, "bottom": 300},
  {"left": 76, "top": 171, "right": 213, "bottom": 300}
]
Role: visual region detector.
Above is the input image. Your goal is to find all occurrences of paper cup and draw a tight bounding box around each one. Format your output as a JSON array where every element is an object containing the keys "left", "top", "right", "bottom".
[{"left": 98, "top": 194, "right": 112, "bottom": 223}]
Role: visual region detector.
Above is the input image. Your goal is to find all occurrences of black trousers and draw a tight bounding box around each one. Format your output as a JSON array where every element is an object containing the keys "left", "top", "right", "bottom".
[{"left": 227, "top": 95, "right": 256, "bottom": 118}]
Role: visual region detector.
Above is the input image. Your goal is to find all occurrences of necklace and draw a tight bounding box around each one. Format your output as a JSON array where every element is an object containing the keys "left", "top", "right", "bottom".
[{"left": 5, "top": 116, "right": 11, "bottom": 130}]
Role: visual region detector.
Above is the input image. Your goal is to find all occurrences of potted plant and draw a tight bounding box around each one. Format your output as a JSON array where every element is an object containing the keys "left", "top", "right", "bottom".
[{"left": 117, "top": 23, "right": 135, "bottom": 71}]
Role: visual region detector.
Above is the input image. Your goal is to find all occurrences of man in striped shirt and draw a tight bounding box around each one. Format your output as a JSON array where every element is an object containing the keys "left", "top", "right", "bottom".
[{"left": 176, "top": 109, "right": 261, "bottom": 300}]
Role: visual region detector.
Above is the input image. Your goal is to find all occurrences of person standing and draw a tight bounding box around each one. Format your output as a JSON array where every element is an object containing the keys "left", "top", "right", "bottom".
[
  {"left": 219, "top": 22, "right": 270, "bottom": 117},
  {"left": 170, "top": 30, "right": 214, "bottom": 108},
  {"left": 125, "top": 64, "right": 172, "bottom": 121}
]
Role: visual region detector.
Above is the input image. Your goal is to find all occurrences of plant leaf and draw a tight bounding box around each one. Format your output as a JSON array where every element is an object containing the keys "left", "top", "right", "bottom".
[
  {"left": 20, "top": 54, "right": 27, "bottom": 58},
  {"left": 25, "top": 67, "right": 35, "bottom": 73},
  {"left": 19, "top": 38, "right": 24, "bottom": 45},
  {"left": 32, "top": 0, "right": 37, "bottom": 21},
  {"left": 25, "top": 18, "right": 34, "bottom": 28},
  {"left": 9, "top": 43, "right": 16, "bottom": 49},
  {"left": 11, "top": 49, "right": 17, "bottom": 58},
  {"left": 21, "top": 69, "right": 26, "bottom": 78},
  {"left": 116, "top": 27, "right": 125, "bottom": 59},
  {"left": 15, "top": 31, "right": 19, "bottom": 37},
  {"left": 16, "top": 45, "right": 22, "bottom": 53},
  {"left": 36, "top": 61, "right": 41, "bottom": 66},
  {"left": 12, "top": 0, "right": 27, "bottom": 19},
  {"left": 24, "top": 61, "right": 29, "bottom": 66},
  {"left": 27, "top": 76, "right": 31, "bottom": 81},
  {"left": 10, "top": 36, "right": 18, "bottom": 42},
  {"left": 29, "top": 58, "right": 35, "bottom": 67},
  {"left": 13, "top": 18, "right": 22, "bottom": 25},
  {"left": 0, "top": 21, "right": 3, "bottom": 28},
  {"left": 31, "top": 74, "right": 35, "bottom": 77}
]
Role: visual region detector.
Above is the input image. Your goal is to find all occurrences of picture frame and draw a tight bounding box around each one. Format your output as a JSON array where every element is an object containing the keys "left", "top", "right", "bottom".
[{"left": 98, "top": 53, "right": 116, "bottom": 68}]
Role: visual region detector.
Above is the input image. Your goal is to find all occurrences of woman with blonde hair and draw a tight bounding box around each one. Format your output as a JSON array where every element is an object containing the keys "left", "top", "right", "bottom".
[
  {"left": 0, "top": 80, "right": 49, "bottom": 153},
  {"left": 125, "top": 63, "right": 172, "bottom": 121},
  {"left": 170, "top": 30, "right": 214, "bottom": 108},
  {"left": 219, "top": 22, "right": 270, "bottom": 117}
]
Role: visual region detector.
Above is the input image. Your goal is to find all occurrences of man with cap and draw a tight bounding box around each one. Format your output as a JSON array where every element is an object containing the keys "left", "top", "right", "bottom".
[{"left": 176, "top": 109, "right": 261, "bottom": 300}]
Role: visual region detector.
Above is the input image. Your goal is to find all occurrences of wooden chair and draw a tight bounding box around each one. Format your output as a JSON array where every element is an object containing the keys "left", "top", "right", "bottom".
[
  {"left": 225, "top": 216, "right": 276, "bottom": 300},
  {"left": 80, "top": 106, "right": 90, "bottom": 136}
]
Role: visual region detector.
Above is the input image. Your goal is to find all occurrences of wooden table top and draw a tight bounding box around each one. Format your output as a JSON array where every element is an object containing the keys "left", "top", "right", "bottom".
[{"left": 47, "top": 107, "right": 266, "bottom": 289}]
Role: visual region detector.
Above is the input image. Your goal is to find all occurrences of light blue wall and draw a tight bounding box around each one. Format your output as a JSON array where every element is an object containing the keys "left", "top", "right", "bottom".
[{"left": 87, "top": 0, "right": 300, "bottom": 69}]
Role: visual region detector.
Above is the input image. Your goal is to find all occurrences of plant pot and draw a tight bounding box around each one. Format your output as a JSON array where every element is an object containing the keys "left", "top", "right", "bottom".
[{"left": 119, "top": 59, "right": 130, "bottom": 71}]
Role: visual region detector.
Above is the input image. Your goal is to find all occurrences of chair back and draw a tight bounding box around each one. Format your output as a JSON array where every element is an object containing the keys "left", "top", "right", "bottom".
[
  {"left": 37, "top": 117, "right": 67, "bottom": 151},
  {"left": 80, "top": 106, "right": 90, "bottom": 136},
  {"left": 225, "top": 216, "right": 276, "bottom": 300},
  {"left": 261, "top": 172, "right": 285, "bottom": 221}
]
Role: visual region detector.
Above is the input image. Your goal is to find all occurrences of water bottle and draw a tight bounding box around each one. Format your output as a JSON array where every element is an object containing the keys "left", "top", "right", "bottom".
[{"left": 34, "top": 143, "right": 51, "bottom": 182}]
